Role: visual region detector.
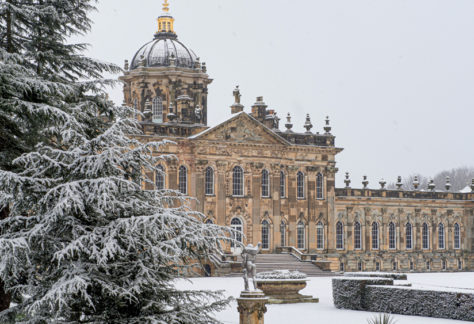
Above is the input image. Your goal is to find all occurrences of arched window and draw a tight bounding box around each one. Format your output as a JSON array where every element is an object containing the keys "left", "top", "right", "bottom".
[
  {"left": 155, "top": 165, "right": 165, "bottom": 190},
  {"left": 372, "top": 222, "right": 379, "bottom": 250},
  {"left": 438, "top": 223, "right": 445, "bottom": 249},
  {"left": 231, "top": 218, "right": 243, "bottom": 247},
  {"left": 454, "top": 223, "right": 461, "bottom": 249},
  {"left": 261, "top": 169, "right": 270, "bottom": 197},
  {"left": 336, "top": 221, "right": 344, "bottom": 250},
  {"left": 178, "top": 166, "right": 187, "bottom": 194},
  {"left": 316, "top": 173, "right": 324, "bottom": 199},
  {"left": 152, "top": 97, "right": 163, "bottom": 123},
  {"left": 280, "top": 171, "right": 285, "bottom": 198},
  {"left": 205, "top": 219, "right": 213, "bottom": 225},
  {"left": 354, "top": 221, "right": 361, "bottom": 250},
  {"left": 280, "top": 221, "right": 286, "bottom": 246},
  {"left": 297, "top": 171, "right": 305, "bottom": 199},
  {"left": 232, "top": 166, "right": 244, "bottom": 196},
  {"left": 297, "top": 221, "right": 305, "bottom": 249},
  {"left": 205, "top": 167, "right": 214, "bottom": 195},
  {"left": 422, "top": 223, "right": 429, "bottom": 250},
  {"left": 406, "top": 223, "right": 413, "bottom": 250},
  {"left": 261, "top": 220, "right": 269, "bottom": 249},
  {"left": 316, "top": 222, "right": 324, "bottom": 249},
  {"left": 389, "top": 222, "right": 396, "bottom": 250}
]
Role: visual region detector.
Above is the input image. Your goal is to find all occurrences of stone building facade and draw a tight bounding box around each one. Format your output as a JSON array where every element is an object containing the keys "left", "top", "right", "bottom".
[{"left": 119, "top": 2, "right": 474, "bottom": 272}]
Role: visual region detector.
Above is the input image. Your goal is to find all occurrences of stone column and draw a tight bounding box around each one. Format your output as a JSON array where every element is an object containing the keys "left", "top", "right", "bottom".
[{"left": 237, "top": 290, "right": 268, "bottom": 324}]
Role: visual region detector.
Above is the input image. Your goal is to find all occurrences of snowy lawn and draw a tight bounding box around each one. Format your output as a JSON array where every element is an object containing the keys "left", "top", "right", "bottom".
[{"left": 177, "top": 272, "right": 474, "bottom": 324}]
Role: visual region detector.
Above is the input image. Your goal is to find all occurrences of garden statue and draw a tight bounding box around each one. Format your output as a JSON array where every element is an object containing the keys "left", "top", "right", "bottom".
[{"left": 241, "top": 242, "right": 262, "bottom": 291}]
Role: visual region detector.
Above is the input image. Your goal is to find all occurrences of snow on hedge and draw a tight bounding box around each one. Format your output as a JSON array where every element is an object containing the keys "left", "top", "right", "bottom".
[{"left": 333, "top": 276, "right": 474, "bottom": 322}]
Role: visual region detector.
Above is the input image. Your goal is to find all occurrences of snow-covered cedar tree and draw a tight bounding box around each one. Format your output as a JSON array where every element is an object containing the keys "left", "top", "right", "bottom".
[
  {"left": 0, "top": 0, "right": 234, "bottom": 323},
  {"left": 1, "top": 0, "right": 119, "bottom": 311}
]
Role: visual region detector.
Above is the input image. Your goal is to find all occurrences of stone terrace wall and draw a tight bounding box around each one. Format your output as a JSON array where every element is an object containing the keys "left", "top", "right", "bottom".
[{"left": 333, "top": 277, "right": 474, "bottom": 322}]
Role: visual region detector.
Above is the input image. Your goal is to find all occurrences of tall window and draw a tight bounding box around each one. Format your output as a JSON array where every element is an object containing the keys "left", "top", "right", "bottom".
[
  {"left": 280, "top": 221, "right": 286, "bottom": 246},
  {"left": 422, "top": 223, "right": 429, "bottom": 250},
  {"left": 297, "top": 171, "right": 305, "bottom": 199},
  {"left": 297, "top": 221, "right": 305, "bottom": 249},
  {"left": 261, "top": 169, "right": 270, "bottom": 197},
  {"left": 354, "top": 221, "right": 361, "bottom": 250},
  {"left": 316, "top": 173, "right": 324, "bottom": 199},
  {"left": 205, "top": 167, "right": 214, "bottom": 195},
  {"left": 233, "top": 166, "right": 244, "bottom": 196},
  {"left": 389, "top": 222, "right": 396, "bottom": 250},
  {"left": 372, "top": 222, "right": 379, "bottom": 250},
  {"left": 454, "top": 223, "right": 461, "bottom": 249},
  {"left": 261, "top": 220, "right": 269, "bottom": 249},
  {"left": 438, "top": 223, "right": 445, "bottom": 249},
  {"left": 406, "top": 223, "right": 413, "bottom": 250},
  {"left": 133, "top": 98, "right": 138, "bottom": 119},
  {"left": 336, "top": 221, "right": 344, "bottom": 250},
  {"left": 316, "top": 222, "right": 324, "bottom": 249},
  {"left": 280, "top": 171, "right": 285, "bottom": 198},
  {"left": 155, "top": 165, "right": 165, "bottom": 190},
  {"left": 231, "top": 218, "right": 243, "bottom": 247},
  {"left": 152, "top": 97, "right": 163, "bottom": 123},
  {"left": 178, "top": 166, "right": 187, "bottom": 194}
]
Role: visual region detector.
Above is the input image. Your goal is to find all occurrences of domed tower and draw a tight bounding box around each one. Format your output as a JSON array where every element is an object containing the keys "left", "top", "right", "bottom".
[{"left": 120, "top": 0, "right": 212, "bottom": 137}]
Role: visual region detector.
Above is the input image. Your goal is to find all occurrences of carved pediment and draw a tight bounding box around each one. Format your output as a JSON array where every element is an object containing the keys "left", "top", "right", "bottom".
[{"left": 193, "top": 112, "right": 289, "bottom": 145}]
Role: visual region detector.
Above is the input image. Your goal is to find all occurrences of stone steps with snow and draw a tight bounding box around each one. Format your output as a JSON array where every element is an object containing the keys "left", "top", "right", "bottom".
[{"left": 224, "top": 253, "right": 333, "bottom": 277}]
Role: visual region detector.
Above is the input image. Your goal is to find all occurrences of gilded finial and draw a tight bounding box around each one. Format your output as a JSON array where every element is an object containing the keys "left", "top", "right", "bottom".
[{"left": 163, "top": 0, "right": 170, "bottom": 13}]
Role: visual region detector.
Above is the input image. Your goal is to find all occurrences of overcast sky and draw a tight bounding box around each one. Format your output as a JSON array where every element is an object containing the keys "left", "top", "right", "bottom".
[{"left": 80, "top": 0, "right": 474, "bottom": 188}]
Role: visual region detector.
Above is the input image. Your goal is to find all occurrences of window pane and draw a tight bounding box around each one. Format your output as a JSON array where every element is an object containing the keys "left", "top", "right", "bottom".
[
  {"left": 389, "top": 223, "right": 396, "bottom": 249},
  {"left": 205, "top": 167, "right": 214, "bottom": 195},
  {"left": 372, "top": 222, "right": 379, "bottom": 250},
  {"left": 155, "top": 165, "right": 165, "bottom": 190},
  {"left": 406, "top": 223, "right": 412, "bottom": 250},
  {"left": 316, "top": 173, "right": 324, "bottom": 199},
  {"left": 422, "top": 223, "right": 429, "bottom": 249},
  {"left": 317, "top": 222, "right": 324, "bottom": 249},
  {"left": 233, "top": 166, "right": 243, "bottom": 196},
  {"left": 336, "top": 222, "right": 344, "bottom": 249},
  {"left": 261, "top": 170, "right": 269, "bottom": 197},
  {"left": 354, "top": 222, "right": 361, "bottom": 250},
  {"left": 280, "top": 171, "right": 285, "bottom": 198},
  {"left": 152, "top": 97, "right": 163, "bottom": 123},
  {"left": 179, "top": 166, "right": 187, "bottom": 194},
  {"left": 297, "top": 222, "right": 305, "bottom": 249},
  {"left": 297, "top": 172, "right": 304, "bottom": 199},
  {"left": 262, "top": 221, "right": 269, "bottom": 249}
]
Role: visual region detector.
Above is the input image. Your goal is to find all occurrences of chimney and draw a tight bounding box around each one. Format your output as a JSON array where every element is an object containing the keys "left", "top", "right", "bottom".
[{"left": 251, "top": 96, "right": 267, "bottom": 122}]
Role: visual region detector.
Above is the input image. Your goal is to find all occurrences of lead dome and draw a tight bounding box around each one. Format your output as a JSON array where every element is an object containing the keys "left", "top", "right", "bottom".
[{"left": 130, "top": 35, "right": 198, "bottom": 70}]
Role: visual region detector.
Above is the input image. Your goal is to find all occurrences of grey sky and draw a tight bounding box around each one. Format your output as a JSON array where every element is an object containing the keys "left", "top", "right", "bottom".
[{"left": 81, "top": 0, "right": 474, "bottom": 187}]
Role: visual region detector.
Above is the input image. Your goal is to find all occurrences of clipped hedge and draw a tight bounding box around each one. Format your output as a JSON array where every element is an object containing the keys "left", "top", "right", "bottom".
[{"left": 332, "top": 277, "right": 474, "bottom": 322}]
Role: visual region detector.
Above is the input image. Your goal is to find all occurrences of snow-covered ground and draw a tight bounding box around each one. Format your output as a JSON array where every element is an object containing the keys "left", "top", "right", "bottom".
[{"left": 177, "top": 272, "right": 474, "bottom": 324}]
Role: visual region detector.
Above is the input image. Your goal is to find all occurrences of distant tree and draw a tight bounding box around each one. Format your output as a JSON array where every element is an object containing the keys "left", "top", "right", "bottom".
[{"left": 387, "top": 167, "right": 474, "bottom": 191}]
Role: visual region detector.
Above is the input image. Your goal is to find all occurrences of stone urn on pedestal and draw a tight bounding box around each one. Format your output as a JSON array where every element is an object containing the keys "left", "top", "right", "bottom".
[{"left": 255, "top": 270, "right": 319, "bottom": 304}]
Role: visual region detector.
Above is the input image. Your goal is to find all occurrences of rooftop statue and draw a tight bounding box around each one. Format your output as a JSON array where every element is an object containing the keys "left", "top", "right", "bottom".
[{"left": 241, "top": 242, "right": 262, "bottom": 291}]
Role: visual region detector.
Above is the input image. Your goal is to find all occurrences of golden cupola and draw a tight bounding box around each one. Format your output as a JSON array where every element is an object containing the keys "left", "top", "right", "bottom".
[{"left": 156, "top": 0, "right": 175, "bottom": 35}]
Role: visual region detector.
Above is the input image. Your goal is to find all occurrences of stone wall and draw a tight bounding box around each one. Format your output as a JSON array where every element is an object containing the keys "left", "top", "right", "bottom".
[{"left": 333, "top": 277, "right": 474, "bottom": 322}]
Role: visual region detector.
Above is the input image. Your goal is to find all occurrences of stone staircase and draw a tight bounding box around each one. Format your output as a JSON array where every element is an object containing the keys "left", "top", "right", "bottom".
[{"left": 224, "top": 253, "right": 333, "bottom": 277}]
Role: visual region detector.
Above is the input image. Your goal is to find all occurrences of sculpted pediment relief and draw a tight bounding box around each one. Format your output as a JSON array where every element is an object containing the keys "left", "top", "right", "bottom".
[{"left": 194, "top": 113, "right": 289, "bottom": 145}]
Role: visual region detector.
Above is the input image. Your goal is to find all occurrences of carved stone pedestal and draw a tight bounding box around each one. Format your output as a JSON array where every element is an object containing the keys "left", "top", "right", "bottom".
[{"left": 237, "top": 290, "right": 268, "bottom": 324}]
